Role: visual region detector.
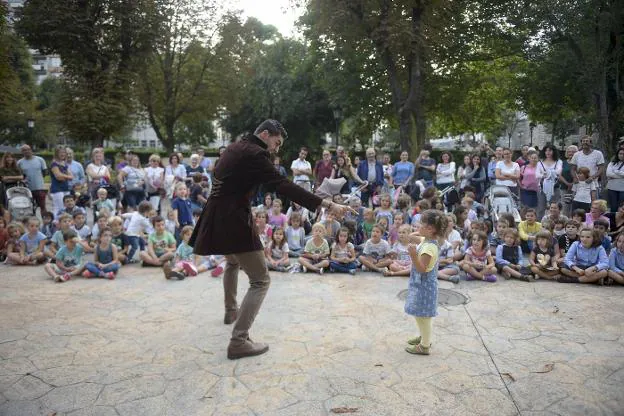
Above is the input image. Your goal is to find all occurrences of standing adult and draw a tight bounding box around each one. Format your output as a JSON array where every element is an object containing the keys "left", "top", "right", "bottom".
[
  {"left": 356, "top": 148, "right": 384, "bottom": 207},
  {"left": 273, "top": 156, "right": 288, "bottom": 177},
  {"left": 495, "top": 148, "right": 520, "bottom": 194},
  {"left": 606, "top": 148, "right": 624, "bottom": 213},
  {"left": 415, "top": 149, "right": 436, "bottom": 188},
  {"left": 435, "top": 152, "right": 455, "bottom": 191},
  {"left": 571, "top": 135, "right": 605, "bottom": 188},
  {"left": 197, "top": 148, "right": 212, "bottom": 172},
  {"left": 488, "top": 147, "right": 503, "bottom": 182},
  {"left": 86, "top": 148, "right": 112, "bottom": 199},
  {"left": 18, "top": 145, "right": 48, "bottom": 215},
  {"left": 0, "top": 153, "right": 24, "bottom": 208},
  {"left": 333, "top": 146, "right": 346, "bottom": 163},
  {"left": 165, "top": 153, "right": 187, "bottom": 184},
  {"left": 117, "top": 154, "right": 146, "bottom": 211},
  {"left": 536, "top": 144, "right": 562, "bottom": 217},
  {"left": 186, "top": 154, "right": 208, "bottom": 181},
  {"left": 467, "top": 154, "right": 487, "bottom": 201},
  {"left": 559, "top": 145, "right": 578, "bottom": 216},
  {"left": 66, "top": 148, "right": 86, "bottom": 189},
  {"left": 145, "top": 154, "right": 165, "bottom": 212},
  {"left": 457, "top": 155, "right": 472, "bottom": 189},
  {"left": 382, "top": 153, "right": 393, "bottom": 188},
  {"left": 519, "top": 151, "right": 540, "bottom": 209},
  {"left": 313, "top": 150, "right": 334, "bottom": 189},
  {"left": 516, "top": 145, "right": 529, "bottom": 167},
  {"left": 332, "top": 155, "right": 364, "bottom": 194},
  {"left": 290, "top": 147, "right": 313, "bottom": 191},
  {"left": 190, "top": 119, "right": 353, "bottom": 359},
  {"left": 49, "top": 146, "right": 73, "bottom": 214},
  {"left": 391, "top": 151, "right": 415, "bottom": 188}
]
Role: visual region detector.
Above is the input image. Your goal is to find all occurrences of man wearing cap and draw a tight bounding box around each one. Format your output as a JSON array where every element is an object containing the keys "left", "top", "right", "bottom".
[{"left": 191, "top": 119, "right": 354, "bottom": 360}]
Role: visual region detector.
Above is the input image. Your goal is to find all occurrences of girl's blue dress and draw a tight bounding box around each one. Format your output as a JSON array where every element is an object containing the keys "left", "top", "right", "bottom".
[{"left": 405, "top": 240, "right": 440, "bottom": 317}]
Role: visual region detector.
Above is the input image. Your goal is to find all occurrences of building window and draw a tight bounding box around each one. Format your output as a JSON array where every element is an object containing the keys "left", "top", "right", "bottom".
[
  {"left": 141, "top": 140, "right": 147, "bottom": 147},
  {"left": 149, "top": 140, "right": 156, "bottom": 148}
]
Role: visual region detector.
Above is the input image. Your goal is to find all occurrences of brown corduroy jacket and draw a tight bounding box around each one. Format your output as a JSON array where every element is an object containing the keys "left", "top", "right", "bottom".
[{"left": 190, "top": 134, "right": 322, "bottom": 255}]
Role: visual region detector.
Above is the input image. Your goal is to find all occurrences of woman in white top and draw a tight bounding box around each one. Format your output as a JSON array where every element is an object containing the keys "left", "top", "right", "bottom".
[
  {"left": 144, "top": 154, "right": 165, "bottom": 212},
  {"left": 164, "top": 153, "right": 187, "bottom": 197},
  {"left": 495, "top": 147, "right": 520, "bottom": 193},
  {"left": 457, "top": 155, "right": 472, "bottom": 189},
  {"left": 435, "top": 152, "right": 456, "bottom": 190},
  {"left": 86, "top": 148, "right": 112, "bottom": 199},
  {"left": 606, "top": 148, "right": 624, "bottom": 213},
  {"left": 536, "top": 144, "right": 563, "bottom": 217},
  {"left": 117, "top": 155, "right": 146, "bottom": 211}
]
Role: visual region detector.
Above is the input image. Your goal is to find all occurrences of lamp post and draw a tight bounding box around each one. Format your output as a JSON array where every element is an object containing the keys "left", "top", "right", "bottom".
[
  {"left": 27, "top": 118, "right": 35, "bottom": 147},
  {"left": 529, "top": 122, "right": 536, "bottom": 146},
  {"left": 332, "top": 108, "right": 342, "bottom": 147}
]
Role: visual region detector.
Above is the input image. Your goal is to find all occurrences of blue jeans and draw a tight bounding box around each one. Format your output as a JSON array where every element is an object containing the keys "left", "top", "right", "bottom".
[
  {"left": 607, "top": 189, "right": 624, "bottom": 213},
  {"left": 85, "top": 262, "right": 121, "bottom": 275},
  {"left": 124, "top": 189, "right": 146, "bottom": 209},
  {"left": 127, "top": 236, "right": 145, "bottom": 261},
  {"left": 329, "top": 260, "right": 358, "bottom": 273}
]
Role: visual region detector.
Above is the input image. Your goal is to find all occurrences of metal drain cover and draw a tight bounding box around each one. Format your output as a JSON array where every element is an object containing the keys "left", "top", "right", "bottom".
[{"left": 397, "top": 288, "right": 469, "bottom": 306}]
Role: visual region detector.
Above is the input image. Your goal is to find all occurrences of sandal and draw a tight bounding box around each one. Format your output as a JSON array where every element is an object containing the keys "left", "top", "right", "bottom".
[
  {"left": 405, "top": 343, "right": 430, "bottom": 355},
  {"left": 407, "top": 336, "right": 421, "bottom": 345}
]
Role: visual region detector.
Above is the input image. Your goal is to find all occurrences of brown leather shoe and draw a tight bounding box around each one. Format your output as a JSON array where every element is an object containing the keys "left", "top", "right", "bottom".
[
  {"left": 227, "top": 340, "right": 269, "bottom": 360},
  {"left": 224, "top": 309, "right": 238, "bottom": 325}
]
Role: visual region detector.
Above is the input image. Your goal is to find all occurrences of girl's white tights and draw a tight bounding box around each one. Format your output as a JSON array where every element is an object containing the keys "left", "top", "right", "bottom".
[{"left": 415, "top": 317, "right": 433, "bottom": 347}]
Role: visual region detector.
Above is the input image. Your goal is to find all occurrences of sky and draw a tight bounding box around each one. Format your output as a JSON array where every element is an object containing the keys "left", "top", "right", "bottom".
[{"left": 234, "top": 0, "right": 303, "bottom": 37}]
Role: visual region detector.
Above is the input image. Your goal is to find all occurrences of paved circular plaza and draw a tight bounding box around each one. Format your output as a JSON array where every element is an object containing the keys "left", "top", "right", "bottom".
[{"left": 0, "top": 265, "right": 623, "bottom": 415}]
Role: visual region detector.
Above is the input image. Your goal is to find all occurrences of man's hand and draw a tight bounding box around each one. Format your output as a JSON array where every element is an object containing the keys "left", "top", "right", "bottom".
[{"left": 328, "top": 202, "right": 358, "bottom": 219}]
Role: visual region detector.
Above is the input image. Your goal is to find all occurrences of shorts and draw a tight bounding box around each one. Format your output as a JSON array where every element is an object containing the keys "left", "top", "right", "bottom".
[
  {"left": 441, "top": 264, "right": 460, "bottom": 272},
  {"left": 175, "top": 261, "right": 198, "bottom": 276}
]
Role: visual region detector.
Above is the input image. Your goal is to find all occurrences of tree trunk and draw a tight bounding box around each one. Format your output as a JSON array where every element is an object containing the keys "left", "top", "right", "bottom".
[
  {"left": 599, "top": 64, "right": 610, "bottom": 148},
  {"left": 398, "top": 110, "right": 412, "bottom": 153}
]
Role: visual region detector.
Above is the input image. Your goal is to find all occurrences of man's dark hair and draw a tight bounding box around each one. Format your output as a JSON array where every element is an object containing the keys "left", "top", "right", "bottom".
[{"left": 254, "top": 119, "right": 288, "bottom": 139}]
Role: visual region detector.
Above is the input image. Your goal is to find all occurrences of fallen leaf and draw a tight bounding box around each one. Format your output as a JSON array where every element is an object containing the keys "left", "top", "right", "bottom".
[
  {"left": 374, "top": 363, "right": 383, "bottom": 367},
  {"left": 331, "top": 407, "right": 359, "bottom": 414},
  {"left": 48, "top": 413, "right": 57, "bottom": 416},
  {"left": 501, "top": 372, "right": 515, "bottom": 382},
  {"left": 552, "top": 306, "right": 559, "bottom": 313},
  {"left": 532, "top": 363, "right": 555, "bottom": 373}
]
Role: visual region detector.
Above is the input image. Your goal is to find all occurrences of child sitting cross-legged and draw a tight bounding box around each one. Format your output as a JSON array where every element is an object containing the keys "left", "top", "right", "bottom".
[
  {"left": 557, "top": 220, "right": 580, "bottom": 265},
  {"left": 285, "top": 212, "right": 305, "bottom": 257},
  {"left": 163, "top": 225, "right": 197, "bottom": 280},
  {"left": 44, "top": 230, "right": 85, "bottom": 283},
  {"left": 83, "top": 227, "right": 120, "bottom": 279},
  {"left": 559, "top": 227, "right": 609, "bottom": 284},
  {"left": 607, "top": 232, "right": 624, "bottom": 285},
  {"left": 461, "top": 230, "right": 497, "bottom": 282},
  {"left": 123, "top": 200, "right": 154, "bottom": 263},
  {"left": 495, "top": 229, "right": 533, "bottom": 281},
  {"left": 5, "top": 222, "right": 25, "bottom": 265},
  {"left": 329, "top": 227, "right": 358, "bottom": 275},
  {"left": 298, "top": 223, "right": 330, "bottom": 274},
  {"left": 18, "top": 217, "right": 47, "bottom": 265},
  {"left": 529, "top": 230, "right": 560, "bottom": 280},
  {"left": 437, "top": 236, "right": 460, "bottom": 284},
  {"left": 359, "top": 224, "right": 393, "bottom": 274},
  {"left": 140, "top": 215, "right": 176, "bottom": 267},
  {"left": 265, "top": 226, "right": 290, "bottom": 272},
  {"left": 384, "top": 224, "right": 413, "bottom": 277},
  {"left": 46, "top": 213, "right": 89, "bottom": 259},
  {"left": 109, "top": 216, "right": 130, "bottom": 264}
]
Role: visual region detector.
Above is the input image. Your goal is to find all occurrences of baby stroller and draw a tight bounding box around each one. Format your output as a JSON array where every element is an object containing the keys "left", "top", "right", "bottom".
[
  {"left": 7, "top": 185, "right": 35, "bottom": 221},
  {"left": 484, "top": 185, "right": 521, "bottom": 225},
  {"left": 439, "top": 185, "right": 460, "bottom": 210}
]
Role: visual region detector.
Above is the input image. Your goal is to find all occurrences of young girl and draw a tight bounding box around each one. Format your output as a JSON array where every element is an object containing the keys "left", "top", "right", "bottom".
[
  {"left": 384, "top": 224, "right": 413, "bottom": 277},
  {"left": 608, "top": 232, "right": 624, "bottom": 285},
  {"left": 256, "top": 192, "right": 273, "bottom": 213},
  {"left": 5, "top": 222, "right": 24, "bottom": 265},
  {"left": 361, "top": 208, "right": 376, "bottom": 240},
  {"left": 437, "top": 229, "right": 460, "bottom": 284},
  {"left": 560, "top": 227, "right": 609, "bottom": 284},
  {"left": 461, "top": 231, "right": 497, "bottom": 282},
  {"left": 376, "top": 216, "right": 390, "bottom": 241},
  {"left": 529, "top": 230, "right": 559, "bottom": 280},
  {"left": 164, "top": 225, "right": 197, "bottom": 280},
  {"left": 255, "top": 210, "right": 273, "bottom": 248},
  {"left": 389, "top": 213, "right": 404, "bottom": 245},
  {"left": 298, "top": 223, "right": 330, "bottom": 274},
  {"left": 286, "top": 202, "right": 311, "bottom": 235},
  {"left": 571, "top": 167, "right": 596, "bottom": 212},
  {"left": 495, "top": 229, "right": 532, "bottom": 281},
  {"left": 165, "top": 210, "right": 176, "bottom": 235},
  {"left": 285, "top": 212, "right": 305, "bottom": 257},
  {"left": 329, "top": 227, "right": 357, "bottom": 275},
  {"left": 404, "top": 209, "right": 447, "bottom": 355},
  {"left": 268, "top": 199, "right": 288, "bottom": 228},
  {"left": 265, "top": 227, "right": 290, "bottom": 272},
  {"left": 18, "top": 217, "right": 47, "bottom": 265},
  {"left": 83, "top": 228, "right": 120, "bottom": 279},
  {"left": 375, "top": 194, "right": 394, "bottom": 225},
  {"left": 411, "top": 200, "right": 431, "bottom": 225}
]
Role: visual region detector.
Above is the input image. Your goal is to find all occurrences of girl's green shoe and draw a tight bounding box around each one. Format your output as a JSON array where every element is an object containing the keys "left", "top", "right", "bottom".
[
  {"left": 405, "top": 343, "right": 430, "bottom": 355},
  {"left": 407, "top": 336, "right": 421, "bottom": 345}
]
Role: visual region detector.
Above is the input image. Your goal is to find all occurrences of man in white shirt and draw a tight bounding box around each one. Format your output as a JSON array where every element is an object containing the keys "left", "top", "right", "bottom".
[
  {"left": 291, "top": 147, "right": 312, "bottom": 191},
  {"left": 571, "top": 136, "right": 605, "bottom": 186}
]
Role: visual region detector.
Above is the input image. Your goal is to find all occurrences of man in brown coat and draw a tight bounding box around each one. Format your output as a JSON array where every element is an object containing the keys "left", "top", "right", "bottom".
[{"left": 191, "top": 120, "right": 352, "bottom": 359}]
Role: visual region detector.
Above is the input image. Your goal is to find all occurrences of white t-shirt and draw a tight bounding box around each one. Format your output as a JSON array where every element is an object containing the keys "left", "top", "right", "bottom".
[
  {"left": 391, "top": 242, "right": 411, "bottom": 262},
  {"left": 436, "top": 162, "right": 456, "bottom": 184},
  {"left": 496, "top": 161, "right": 520, "bottom": 187},
  {"left": 270, "top": 242, "right": 289, "bottom": 260},
  {"left": 572, "top": 181, "right": 596, "bottom": 203},
  {"left": 447, "top": 229, "right": 462, "bottom": 247},
  {"left": 363, "top": 239, "right": 391, "bottom": 260},
  {"left": 571, "top": 149, "right": 605, "bottom": 178},
  {"left": 331, "top": 242, "right": 354, "bottom": 260},
  {"left": 291, "top": 158, "right": 311, "bottom": 183},
  {"left": 145, "top": 166, "right": 164, "bottom": 193},
  {"left": 123, "top": 212, "right": 154, "bottom": 237}
]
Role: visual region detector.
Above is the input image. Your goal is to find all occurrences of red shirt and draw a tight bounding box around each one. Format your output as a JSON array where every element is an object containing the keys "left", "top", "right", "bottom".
[{"left": 314, "top": 160, "right": 334, "bottom": 185}]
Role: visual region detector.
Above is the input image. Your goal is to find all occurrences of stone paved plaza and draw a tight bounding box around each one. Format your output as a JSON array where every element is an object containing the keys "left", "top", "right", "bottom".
[{"left": 1, "top": 263, "right": 623, "bottom": 416}]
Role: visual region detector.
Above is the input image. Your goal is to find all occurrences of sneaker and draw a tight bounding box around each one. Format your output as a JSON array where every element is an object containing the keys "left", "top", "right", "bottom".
[
  {"left": 483, "top": 274, "right": 497, "bottom": 282},
  {"left": 380, "top": 267, "right": 389, "bottom": 275},
  {"left": 534, "top": 274, "right": 540, "bottom": 281},
  {"left": 105, "top": 272, "right": 115, "bottom": 280},
  {"left": 361, "top": 266, "right": 368, "bottom": 272},
  {"left": 170, "top": 271, "right": 186, "bottom": 280},
  {"left": 211, "top": 265, "right": 224, "bottom": 277},
  {"left": 319, "top": 267, "right": 324, "bottom": 275},
  {"left": 302, "top": 266, "right": 307, "bottom": 273},
  {"left": 521, "top": 274, "right": 535, "bottom": 282},
  {"left": 127, "top": 258, "right": 138, "bottom": 264},
  {"left": 82, "top": 270, "right": 94, "bottom": 279},
  {"left": 348, "top": 269, "right": 356, "bottom": 276},
  {"left": 163, "top": 262, "right": 173, "bottom": 279},
  {"left": 449, "top": 275, "right": 460, "bottom": 284}
]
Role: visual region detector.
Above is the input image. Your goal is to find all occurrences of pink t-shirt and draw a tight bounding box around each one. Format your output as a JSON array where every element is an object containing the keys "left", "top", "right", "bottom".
[
  {"left": 268, "top": 212, "right": 288, "bottom": 228},
  {"left": 585, "top": 213, "right": 610, "bottom": 227},
  {"left": 520, "top": 164, "right": 539, "bottom": 191}
]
